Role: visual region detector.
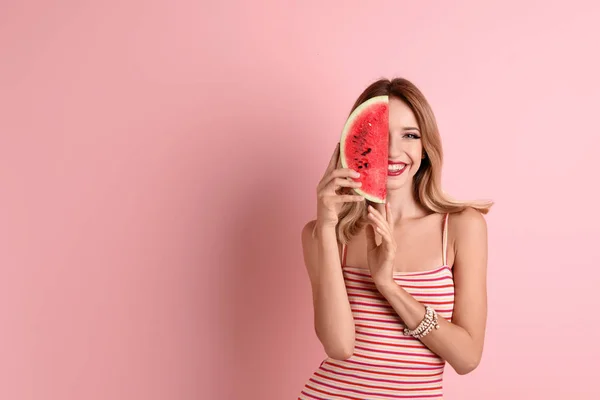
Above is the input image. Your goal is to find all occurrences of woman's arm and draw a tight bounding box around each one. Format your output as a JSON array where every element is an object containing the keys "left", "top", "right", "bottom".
[
  {"left": 302, "top": 220, "right": 355, "bottom": 360},
  {"left": 376, "top": 208, "right": 488, "bottom": 375}
]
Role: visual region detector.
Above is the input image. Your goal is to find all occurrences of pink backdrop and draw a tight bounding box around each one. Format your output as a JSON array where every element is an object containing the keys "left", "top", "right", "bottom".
[{"left": 1, "top": 1, "right": 599, "bottom": 399}]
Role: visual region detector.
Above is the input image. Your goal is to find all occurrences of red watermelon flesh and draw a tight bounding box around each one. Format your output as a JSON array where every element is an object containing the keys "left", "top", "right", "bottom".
[{"left": 339, "top": 95, "right": 389, "bottom": 203}]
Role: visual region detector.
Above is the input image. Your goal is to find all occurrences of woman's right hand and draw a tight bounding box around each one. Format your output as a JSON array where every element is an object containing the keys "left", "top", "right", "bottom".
[{"left": 316, "top": 143, "right": 365, "bottom": 227}]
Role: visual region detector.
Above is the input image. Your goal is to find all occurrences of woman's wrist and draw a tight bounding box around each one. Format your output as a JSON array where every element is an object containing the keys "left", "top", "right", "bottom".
[
  {"left": 315, "top": 219, "right": 337, "bottom": 232},
  {"left": 374, "top": 277, "right": 398, "bottom": 296}
]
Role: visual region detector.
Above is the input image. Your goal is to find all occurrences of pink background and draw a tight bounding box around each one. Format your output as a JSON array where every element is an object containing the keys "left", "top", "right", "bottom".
[{"left": 1, "top": 1, "right": 599, "bottom": 399}]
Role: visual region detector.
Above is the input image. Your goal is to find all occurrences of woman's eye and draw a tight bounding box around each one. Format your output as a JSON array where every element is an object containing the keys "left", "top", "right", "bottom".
[{"left": 404, "top": 133, "right": 420, "bottom": 139}]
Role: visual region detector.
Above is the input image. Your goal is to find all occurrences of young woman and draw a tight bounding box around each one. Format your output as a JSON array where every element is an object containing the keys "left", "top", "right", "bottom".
[{"left": 298, "top": 78, "right": 493, "bottom": 399}]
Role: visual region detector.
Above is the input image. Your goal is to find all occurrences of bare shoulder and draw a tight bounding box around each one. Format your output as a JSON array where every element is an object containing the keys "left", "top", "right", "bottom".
[
  {"left": 451, "top": 207, "right": 487, "bottom": 238},
  {"left": 301, "top": 220, "right": 318, "bottom": 247},
  {"left": 450, "top": 207, "right": 488, "bottom": 270}
]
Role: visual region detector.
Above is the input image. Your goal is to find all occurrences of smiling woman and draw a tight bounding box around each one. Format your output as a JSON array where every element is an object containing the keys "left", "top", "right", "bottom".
[{"left": 298, "top": 77, "right": 493, "bottom": 399}]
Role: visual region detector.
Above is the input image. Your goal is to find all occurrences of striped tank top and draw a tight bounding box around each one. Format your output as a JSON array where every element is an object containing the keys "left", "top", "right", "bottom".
[{"left": 298, "top": 213, "right": 454, "bottom": 400}]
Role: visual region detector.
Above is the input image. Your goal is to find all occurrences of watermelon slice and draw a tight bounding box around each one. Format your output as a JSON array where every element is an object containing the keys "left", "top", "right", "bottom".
[{"left": 339, "top": 95, "right": 389, "bottom": 203}]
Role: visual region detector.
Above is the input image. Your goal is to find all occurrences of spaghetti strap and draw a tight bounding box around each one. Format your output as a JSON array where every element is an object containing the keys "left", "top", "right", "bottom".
[
  {"left": 442, "top": 213, "right": 449, "bottom": 266},
  {"left": 341, "top": 243, "right": 347, "bottom": 266}
]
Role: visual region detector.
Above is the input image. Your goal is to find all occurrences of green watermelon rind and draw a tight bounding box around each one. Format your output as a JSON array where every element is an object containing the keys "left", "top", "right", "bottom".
[{"left": 339, "top": 95, "right": 389, "bottom": 204}]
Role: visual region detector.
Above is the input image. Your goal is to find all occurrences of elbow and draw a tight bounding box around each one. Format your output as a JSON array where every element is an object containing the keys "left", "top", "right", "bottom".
[
  {"left": 455, "top": 363, "right": 478, "bottom": 375},
  {"left": 322, "top": 336, "right": 355, "bottom": 361},
  {"left": 326, "top": 345, "right": 354, "bottom": 361},
  {"left": 316, "top": 325, "right": 355, "bottom": 361},
  {"left": 454, "top": 356, "right": 481, "bottom": 375}
]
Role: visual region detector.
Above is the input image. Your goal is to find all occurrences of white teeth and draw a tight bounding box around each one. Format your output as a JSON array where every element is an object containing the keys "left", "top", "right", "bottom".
[{"left": 388, "top": 164, "right": 406, "bottom": 171}]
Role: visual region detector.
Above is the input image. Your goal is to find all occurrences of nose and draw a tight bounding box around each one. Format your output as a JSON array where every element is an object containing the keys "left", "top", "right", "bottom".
[{"left": 388, "top": 133, "right": 402, "bottom": 157}]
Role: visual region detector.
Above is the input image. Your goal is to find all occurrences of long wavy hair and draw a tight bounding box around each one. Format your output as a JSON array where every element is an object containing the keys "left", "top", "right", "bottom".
[{"left": 333, "top": 77, "right": 493, "bottom": 244}]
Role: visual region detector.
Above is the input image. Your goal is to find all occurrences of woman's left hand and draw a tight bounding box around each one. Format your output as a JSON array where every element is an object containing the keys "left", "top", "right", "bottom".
[{"left": 366, "top": 203, "right": 397, "bottom": 288}]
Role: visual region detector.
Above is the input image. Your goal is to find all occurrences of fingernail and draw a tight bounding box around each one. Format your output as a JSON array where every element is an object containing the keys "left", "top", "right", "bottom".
[{"left": 352, "top": 171, "right": 360, "bottom": 177}]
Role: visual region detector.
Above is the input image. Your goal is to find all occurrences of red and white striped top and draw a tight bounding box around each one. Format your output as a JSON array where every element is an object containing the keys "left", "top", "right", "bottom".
[{"left": 299, "top": 213, "right": 454, "bottom": 400}]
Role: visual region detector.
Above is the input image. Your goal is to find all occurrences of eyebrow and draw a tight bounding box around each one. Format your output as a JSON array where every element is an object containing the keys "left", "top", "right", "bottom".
[{"left": 403, "top": 127, "right": 420, "bottom": 132}]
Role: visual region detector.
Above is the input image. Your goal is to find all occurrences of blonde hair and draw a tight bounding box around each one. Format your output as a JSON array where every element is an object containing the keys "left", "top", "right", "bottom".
[{"left": 333, "top": 77, "right": 493, "bottom": 244}]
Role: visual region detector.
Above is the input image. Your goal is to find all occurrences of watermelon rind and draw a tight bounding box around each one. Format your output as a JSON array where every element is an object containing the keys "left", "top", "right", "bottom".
[{"left": 339, "top": 95, "right": 389, "bottom": 204}]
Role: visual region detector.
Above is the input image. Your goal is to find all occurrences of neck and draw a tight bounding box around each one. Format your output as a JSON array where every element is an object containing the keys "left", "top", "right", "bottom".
[{"left": 382, "top": 182, "right": 428, "bottom": 226}]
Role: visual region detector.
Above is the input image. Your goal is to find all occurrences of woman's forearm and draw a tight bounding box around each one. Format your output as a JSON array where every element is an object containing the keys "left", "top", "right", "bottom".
[
  {"left": 377, "top": 281, "right": 484, "bottom": 375},
  {"left": 312, "top": 223, "right": 356, "bottom": 360}
]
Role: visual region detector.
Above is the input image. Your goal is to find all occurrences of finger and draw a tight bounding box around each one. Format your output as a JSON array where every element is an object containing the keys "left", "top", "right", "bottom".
[
  {"left": 333, "top": 195, "right": 365, "bottom": 203},
  {"left": 367, "top": 205, "right": 388, "bottom": 229},
  {"left": 367, "top": 211, "right": 391, "bottom": 238},
  {"left": 374, "top": 203, "right": 386, "bottom": 219},
  {"left": 375, "top": 220, "right": 395, "bottom": 249},
  {"left": 329, "top": 168, "right": 361, "bottom": 180},
  {"left": 365, "top": 224, "right": 377, "bottom": 251},
  {"left": 374, "top": 222, "right": 394, "bottom": 245},
  {"left": 324, "top": 177, "right": 362, "bottom": 194},
  {"left": 317, "top": 168, "right": 360, "bottom": 193},
  {"left": 319, "top": 168, "right": 361, "bottom": 192}
]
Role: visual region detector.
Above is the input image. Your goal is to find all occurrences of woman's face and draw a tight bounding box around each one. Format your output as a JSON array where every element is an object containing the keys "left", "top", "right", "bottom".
[{"left": 387, "top": 97, "right": 423, "bottom": 190}]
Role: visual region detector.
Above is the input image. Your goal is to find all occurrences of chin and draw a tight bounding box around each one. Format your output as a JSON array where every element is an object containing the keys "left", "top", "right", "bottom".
[
  {"left": 386, "top": 174, "right": 416, "bottom": 191},
  {"left": 386, "top": 180, "right": 408, "bottom": 190}
]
